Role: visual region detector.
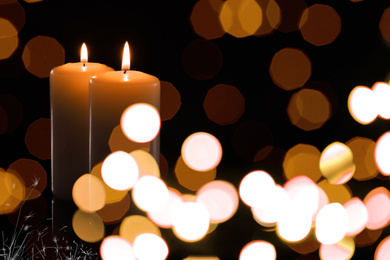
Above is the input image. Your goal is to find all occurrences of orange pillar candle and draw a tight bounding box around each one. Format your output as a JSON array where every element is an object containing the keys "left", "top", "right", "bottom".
[
  {"left": 89, "top": 42, "right": 160, "bottom": 171},
  {"left": 50, "top": 43, "right": 114, "bottom": 200}
]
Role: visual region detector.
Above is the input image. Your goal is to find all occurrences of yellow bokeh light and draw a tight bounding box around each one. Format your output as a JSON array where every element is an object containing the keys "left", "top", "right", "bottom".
[
  {"left": 171, "top": 201, "right": 210, "bottom": 242},
  {"left": 239, "top": 170, "right": 276, "bottom": 208},
  {"left": 319, "top": 141, "right": 355, "bottom": 185},
  {"left": 317, "top": 179, "right": 352, "bottom": 204},
  {"left": 190, "top": 0, "right": 225, "bottom": 40},
  {"left": 72, "top": 174, "right": 106, "bottom": 213},
  {"left": 364, "top": 187, "right": 390, "bottom": 230},
  {"left": 132, "top": 175, "right": 169, "bottom": 212},
  {"left": 196, "top": 180, "right": 239, "bottom": 223},
  {"left": 348, "top": 86, "right": 378, "bottom": 125},
  {"left": 119, "top": 215, "right": 161, "bottom": 243},
  {"left": 72, "top": 209, "right": 105, "bottom": 243},
  {"left": 343, "top": 197, "right": 368, "bottom": 237},
  {"left": 120, "top": 103, "right": 161, "bottom": 143},
  {"left": 315, "top": 203, "right": 349, "bottom": 245},
  {"left": 0, "top": 170, "right": 25, "bottom": 214},
  {"left": 239, "top": 240, "right": 276, "bottom": 260},
  {"left": 319, "top": 237, "right": 355, "bottom": 260},
  {"left": 181, "top": 132, "right": 222, "bottom": 172},
  {"left": 129, "top": 149, "right": 160, "bottom": 178},
  {"left": 101, "top": 151, "right": 139, "bottom": 191},
  {"left": 375, "top": 132, "right": 390, "bottom": 176},
  {"left": 0, "top": 18, "right": 18, "bottom": 60},
  {"left": 100, "top": 235, "right": 135, "bottom": 260},
  {"left": 97, "top": 193, "right": 130, "bottom": 225},
  {"left": 133, "top": 233, "right": 169, "bottom": 260}
]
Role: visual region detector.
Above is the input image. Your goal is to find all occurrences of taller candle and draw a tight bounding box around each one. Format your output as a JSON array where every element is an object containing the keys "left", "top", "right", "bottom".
[
  {"left": 89, "top": 42, "right": 160, "bottom": 171},
  {"left": 50, "top": 44, "right": 114, "bottom": 200}
]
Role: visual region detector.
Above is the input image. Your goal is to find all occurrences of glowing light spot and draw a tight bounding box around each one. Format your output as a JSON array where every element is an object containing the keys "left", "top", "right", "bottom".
[
  {"left": 181, "top": 132, "right": 222, "bottom": 172},
  {"left": 346, "top": 137, "right": 378, "bottom": 181},
  {"left": 315, "top": 203, "right": 348, "bottom": 245},
  {"left": 299, "top": 4, "right": 341, "bottom": 46},
  {"left": 196, "top": 180, "right": 239, "bottom": 223},
  {"left": 101, "top": 151, "right": 139, "bottom": 191},
  {"left": 121, "top": 103, "right": 161, "bottom": 143},
  {"left": 319, "top": 237, "right": 355, "bottom": 260},
  {"left": 100, "top": 236, "right": 135, "bottom": 260},
  {"left": 171, "top": 201, "right": 210, "bottom": 242},
  {"left": 239, "top": 170, "right": 275, "bottom": 208},
  {"left": 120, "top": 215, "right": 161, "bottom": 243},
  {"left": 147, "top": 188, "right": 183, "bottom": 228},
  {"left": 375, "top": 132, "right": 390, "bottom": 176},
  {"left": 380, "top": 7, "right": 390, "bottom": 43},
  {"left": 130, "top": 149, "right": 160, "bottom": 178},
  {"left": 283, "top": 143, "right": 322, "bottom": 182},
  {"left": 0, "top": 170, "right": 25, "bottom": 214},
  {"left": 190, "top": 0, "right": 225, "bottom": 39},
  {"left": 0, "top": 18, "right": 18, "bottom": 60},
  {"left": 319, "top": 142, "right": 355, "bottom": 185},
  {"left": 364, "top": 187, "right": 390, "bottom": 230},
  {"left": 277, "top": 200, "right": 312, "bottom": 243},
  {"left": 0, "top": 1, "right": 25, "bottom": 32},
  {"left": 317, "top": 179, "right": 352, "bottom": 204},
  {"left": 97, "top": 194, "right": 131, "bottom": 225},
  {"left": 274, "top": 0, "right": 307, "bottom": 33},
  {"left": 375, "top": 236, "right": 390, "bottom": 260},
  {"left": 203, "top": 84, "right": 245, "bottom": 125},
  {"left": 72, "top": 209, "right": 105, "bottom": 243},
  {"left": 355, "top": 228, "right": 382, "bottom": 247},
  {"left": 174, "top": 156, "right": 216, "bottom": 191},
  {"left": 287, "top": 88, "right": 331, "bottom": 131},
  {"left": 109, "top": 125, "right": 151, "bottom": 153},
  {"left": 239, "top": 240, "right": 276, "bottom": 260},
  {"left": 132, "top": 176, "right": 169, "bottom": 212},
  {"left": 72, "top": 174, "right": 106, "bottom": 213},
  {"left": 133, "top": 233, "right": 169, "bottom": 260},
  {"left": 348, "top": 86, "right": 378, "bottom": 124},
  {"left": 343, "top": 197, "right": 368, "bottom": 237},
  {"left": 287, "top": 231, "right": 320, "bottom": 255},
  {"left": 269, "top": 47, "right": 311, "bottom": 91},
  {"left": 0, "top": 170, "right": 10, "bottom": 206},
  {"left": 160, "top": 81, "right": 181, "bottom": 121},
  {"left": 372, "top": 82, "right": 390, "bottom": 119},
  {"left": 22, "top": 35, "right": 65, "bottom": 78},
  {"left": 253, "top": 0, "right": 281, "bottom": 37},
  {"left": 252, "top": 185, "right": 289, "bottom": 227},
  {"left": 25, "top": 118, "right": 51, "bottom": 160}
]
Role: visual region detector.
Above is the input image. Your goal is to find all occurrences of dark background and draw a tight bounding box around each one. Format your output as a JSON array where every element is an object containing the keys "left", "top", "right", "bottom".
[{"left": 1, "top": 0, "right": 390, "bottom": 259}]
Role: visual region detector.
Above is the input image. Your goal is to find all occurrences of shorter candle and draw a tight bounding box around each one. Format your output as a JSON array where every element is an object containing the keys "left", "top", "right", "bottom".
[
  {"left": 89, "top": 42, "right": 160, "bottom": 171},
  {"left": 50, "top": 43, "right": 113, "bottom": 201}
]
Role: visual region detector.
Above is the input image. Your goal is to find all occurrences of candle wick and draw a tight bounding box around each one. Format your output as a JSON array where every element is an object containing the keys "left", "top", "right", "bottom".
[
  {"left": 124, "top": 70, "right": 127, "bottom": 74},
  {"left": 83, "top": 63, "right": 85, "bottom": 67}
]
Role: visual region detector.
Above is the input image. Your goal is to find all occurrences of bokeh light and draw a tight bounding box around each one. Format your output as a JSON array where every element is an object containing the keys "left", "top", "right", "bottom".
[
  {"left": 181, "top": 132, "right": 222, "bottom": 172},
  {"left": 129, "top": 149, "right": 160, "bottom": 178},
  {"left": 0, "top": 169, "right": 26, "bottom": 214},
  {"left": 346, "top": 137, "right": 378, "bottom": 181},
  {"left": 379, "top": 7, "right": 390, "bottom": 43},
  {"left": 253, "top": 0, "right": 281, "bottom": 37},
  {"left": 364, "top": 187, "right": 390, "bottom": 230},
  {"left": 219, "top": 0, "right": 263, "bottom": 38},
  {"left": 319, "top": 142, "right": 355, "bottom": 185},
  {"left": 270, "top": 47, "right": 311, "bottom": 91},
  {"left": 72, "top": 173, "right": 106, "bottom": 213},
  {"left": 160, "top": 81, "right": 181, "bottom": 121},
  {"left": 239, "top": 240, "right": 276, "bottom": 260},
  {"left": 287, "top": 88, "right": 331, "bottom": 131},
  {"left": 171, "top": 200, "right": 210, "bottom": 242},
  {"left": 101, "top": 151, "right": 139, "bottom": 191},
  {"left": 0, "top": 0, "right": 25, "bottom": 32},
  {"left": 299, "top": 4, "right": 341, "bottom": 46},
  {"left": 355, "top": 228, "right": 382, "bottom": 248},
  {"left": 317, "top": 179, "right": 352, "bottom": 204},
  {"left": 348, "top": 86, "right": 378, "bottom": 124},
  {"left": 120, "top": 103, "right": 161, "bottom": 143},
  {"left": 239, "top": 170, "right": 276, "bottom": 208},
  {"left": 343, "top": 197, "right": 368, "bottom": 237},
  {"left": 287, "top": 231, "right": 320, "bottom": 255},
  {"left": 375, "top": 236, "right": 390, "bottom": 260},
  {"left": 0, "top": 18, "right": 18, "bottom": 60},
  {"left": 100, "top": 235, "right": 135, "bottom": 260},
  {"left": 25, "top": 118, "right": 51, "bottom": 160},
  {"left": 72, "top": 209, "right": 105, "bottom": 243},
  {"left": 132, "top": 175, "right": 169, "bottom": 212},
  {"left": 190, "top": 0, "right": 225, "bottom": 39},
  {"left": 119, "top": 215, "right": 161, "bottom": 243},
  {"left": 174, "top": 156, "right": 217, "bottom": 191},
  {"left": 372, "top": 82, "right": 390, "bottom": 119},
  {"left": 203, "top": 83, "right": 245, "bottom": 125},
  {"left": 196, "top": 180, "right": 239, "bottom": 223},
  {"left": 283, "top": 143, "right": 322, "bottom": 182},
  {"left": 315, "top": 203, "right": 349, "bottom": 245},
  {"left": 97, "top": 193, "right": 130, "bottom": 225},
  {"left": 133, "top": 233, "right": 169, "bottom": 260},
  {"left": 319, "top": 237, "right": 355, "bottom": 260},
  {"left": 374, "top": 132, "right": 390, "bottom": 176},
  {"left": 274, "top": 0, "right": 307, "bottom": 33},
  {"left": 109, "top": 125, "right": 151, "bottom": 153},
  {"left": 22, "top": 35, "right": 65, "bottom": 78}
]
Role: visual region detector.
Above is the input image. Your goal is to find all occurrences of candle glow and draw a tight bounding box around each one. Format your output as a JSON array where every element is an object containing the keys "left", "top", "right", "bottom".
[
  {"left": 122, "top": 41, "right": 130, "bottom": 71},
  {"left": 81, "top": 42, "right": 88, "bottom": 64}
]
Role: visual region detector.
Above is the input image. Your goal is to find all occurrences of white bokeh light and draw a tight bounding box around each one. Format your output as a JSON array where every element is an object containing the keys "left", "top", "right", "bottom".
[
  {"left": 239, "top": 240, "right": 276, "bottom": 260},
  {"left": 132, "top": 175, "right": 169, "bottom": 212},
  {"left": 348, "top": 86, "right": 378, "bottom": 124},
  {"left": 181, "top": 132, "right": 222, "bottom": 172},
  {"left": 375, "top": 132, "right": 390, "bottom": 176},
  {"left": 372, "top": 82, "right": 390, "bottom": 119},
  {"left": 121, "top": 103, "right": 161, "bottom": 143},
  {"left": 101, "top": 151, "right": 139, "bottom": 191},
  {"left": 133, "top": 233, "right": 169, "bottom": 260},
  {"left": 100, "top": 235, "right": 135, "bottom": 260}
]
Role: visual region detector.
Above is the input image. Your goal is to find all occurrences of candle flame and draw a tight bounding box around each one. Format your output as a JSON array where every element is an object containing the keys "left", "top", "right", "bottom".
[
  {"left": 81, "top": 43, "right": 88, "bottom": 63},
  {"left": 122, "top": 41, "right": 130, "bottom": 71}
]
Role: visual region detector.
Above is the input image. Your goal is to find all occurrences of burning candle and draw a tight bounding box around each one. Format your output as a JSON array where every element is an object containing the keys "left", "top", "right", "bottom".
[
  {"left": 89, "top": 42, "right": 160, "bottom": 171},
  {"left": 50, "top": 43, "right": 114, "bottom": 200}
]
